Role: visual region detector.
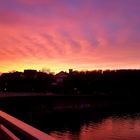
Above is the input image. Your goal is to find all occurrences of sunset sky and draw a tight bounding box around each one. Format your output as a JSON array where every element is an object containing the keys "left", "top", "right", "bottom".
[{"left": 0, "top": 0, "right": 140, "bottom": 73}]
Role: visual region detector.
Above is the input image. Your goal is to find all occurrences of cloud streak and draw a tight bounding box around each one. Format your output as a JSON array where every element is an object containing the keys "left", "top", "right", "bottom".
[{"left": 0, "top": 0, "right": 139, "bottom": 72}]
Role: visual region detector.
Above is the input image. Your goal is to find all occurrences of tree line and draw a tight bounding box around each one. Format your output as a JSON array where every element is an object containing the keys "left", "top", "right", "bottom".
[{"left": 0, "top": 69, "right": 140, "bottom": 98}]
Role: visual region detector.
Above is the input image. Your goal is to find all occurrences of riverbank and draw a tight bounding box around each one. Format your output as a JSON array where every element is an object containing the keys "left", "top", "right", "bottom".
[{"left": 0, "top": 94, "right": 140, "bottom": 116}]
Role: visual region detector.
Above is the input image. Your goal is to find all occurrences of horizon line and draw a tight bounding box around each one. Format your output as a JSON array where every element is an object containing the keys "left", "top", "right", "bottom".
[{"left": 1, "top": 68, "right": 140, "bottom": 75}]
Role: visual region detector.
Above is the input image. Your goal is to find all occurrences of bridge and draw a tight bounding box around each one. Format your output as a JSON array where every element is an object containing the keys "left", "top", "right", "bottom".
[{"left": 0, "top": 111, "right": 55, "bottom": 140}]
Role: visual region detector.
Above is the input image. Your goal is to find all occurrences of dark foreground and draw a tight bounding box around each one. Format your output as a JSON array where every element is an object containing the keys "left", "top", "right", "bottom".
[{"left": 0, "top": 95, "right": 140, "bottom": 140}]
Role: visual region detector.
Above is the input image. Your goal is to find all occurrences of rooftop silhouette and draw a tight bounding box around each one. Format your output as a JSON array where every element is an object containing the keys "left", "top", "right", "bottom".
[{"left": 0, "top": 69, "right": 140, "bottom": 98}]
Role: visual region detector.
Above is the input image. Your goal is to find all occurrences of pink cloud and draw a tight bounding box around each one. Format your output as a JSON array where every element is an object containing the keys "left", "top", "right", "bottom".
[{"left": 0, "top": 0, "right": 139, "bottom": 72}]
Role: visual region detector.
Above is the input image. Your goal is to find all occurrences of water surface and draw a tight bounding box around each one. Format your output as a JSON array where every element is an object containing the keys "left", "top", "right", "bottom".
[{"left": 47, "top": 112, "right": 140, "bottom": 140}]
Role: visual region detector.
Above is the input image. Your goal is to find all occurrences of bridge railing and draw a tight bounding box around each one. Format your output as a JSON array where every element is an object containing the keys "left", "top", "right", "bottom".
[{"left": 0, "top": 111, "right": 55, "bottom": 140}]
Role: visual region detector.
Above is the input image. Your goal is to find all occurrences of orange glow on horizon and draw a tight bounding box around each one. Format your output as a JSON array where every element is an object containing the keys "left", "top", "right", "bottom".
[{"left": 0, "top": 0, "right": 139, "bottom": 73}]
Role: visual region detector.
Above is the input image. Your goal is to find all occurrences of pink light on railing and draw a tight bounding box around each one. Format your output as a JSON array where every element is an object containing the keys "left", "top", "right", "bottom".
[{"left": 0, "top": 111, "right": 55, "bottom": 140}]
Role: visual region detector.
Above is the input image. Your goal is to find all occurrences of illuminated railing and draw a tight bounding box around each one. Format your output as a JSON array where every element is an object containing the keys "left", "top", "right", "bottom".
[{"left": 0, "top": 111, "right": 55, "bottom": 140}]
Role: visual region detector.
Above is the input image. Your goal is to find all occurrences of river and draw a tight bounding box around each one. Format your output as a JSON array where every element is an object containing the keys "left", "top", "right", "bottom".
[
  {"left": 1, "top": 95, "right": 140, "bottom": 140},
  {"left": 46, "top": 112, "right": 140, "bottom": 140}
]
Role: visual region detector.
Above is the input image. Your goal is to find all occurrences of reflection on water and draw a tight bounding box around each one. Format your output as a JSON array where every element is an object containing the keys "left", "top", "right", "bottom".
[{"left": 48, "top": 113, "right": 140, "bottom": 140}]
